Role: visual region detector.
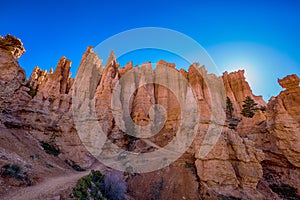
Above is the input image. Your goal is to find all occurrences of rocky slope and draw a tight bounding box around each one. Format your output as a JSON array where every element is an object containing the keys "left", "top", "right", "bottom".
[{"left": 0, "top": 35, "right": 299, "bottom": 199}]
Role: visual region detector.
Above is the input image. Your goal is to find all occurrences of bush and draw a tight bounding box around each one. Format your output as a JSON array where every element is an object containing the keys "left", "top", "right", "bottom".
[
  {"left": 103, "top": 171, "right": 127, "bottom": 200},
  {"left": 241, "top": 96, "right": 258, "bottom": 118},
  {"left": 184, "top": 161, "right": 197, "bottom": 174},
  {"left": 259, "top": 106, "right": 266, "bottom": 112},
  {"left": 30, "top": 154, "right": 40, "bottom": 160},
  {"left": 151, "top": 178, "right": 164, "bottom": 200},
  {"left": 65, "top": 160, "right": 86, "bottom": 172},
  {"left": 73, "top": 170, "right": 105, "bottom": 200},
  {"left": 228, "top": 118, "right": 241, "bottom": 130},
  {"left": 269, "top": 183, "right": 300, "bottom": 200},
  {"left": 219, "top": 195, "right": 241, "bottom": 200},
  {"left": 28, "top": 87, "right": 37, "bottom": 98},
  {"left": 73, "top": 170, "right": 127, "bottom": 200},
  {"left": 40, "top": 141, "right": 60, "bottom": 156},
  {"left": 0, "top": 164, "right": 32, "bottom": 185},
  {"left": 72, "top": 164, "right": 86, "bottom": 172},
  {"left": 1, "top": 164, "right": 22, "bottom": 178},
  {"left": 25, "top": 82, "right": 37, "bottom": 98},
  {"left": 226, "top": 97, "right": 234, "bottom": 119}
]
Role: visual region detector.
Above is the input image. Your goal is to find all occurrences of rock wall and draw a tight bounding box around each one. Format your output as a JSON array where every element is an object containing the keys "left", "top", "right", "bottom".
[
  {"left": 235, "top": 74, "right": 300, "bottom": 198},
  {"left": 266, "top": 74, "right": 300, "bottom": 167},
  {"left": 222, "top": 70, "right": 266, "bottom": 118},
  {"left": 0, "top": 35, "right": 26, "bottom": 112},
  {"left": 1, "top": 35, "right": 300, "bottom": 199}
]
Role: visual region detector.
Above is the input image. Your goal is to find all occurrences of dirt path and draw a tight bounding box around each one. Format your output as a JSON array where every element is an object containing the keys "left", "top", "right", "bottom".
[
  {"left": 2, "top": 170, "right": 90, "bottom": 200},
  {"left": 2, "top": 163, "right": 108, "bottom": 200}
]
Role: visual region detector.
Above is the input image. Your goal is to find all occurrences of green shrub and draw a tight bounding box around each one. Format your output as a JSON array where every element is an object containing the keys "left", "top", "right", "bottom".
[
  {"left": 240, "top": 96, "right": 258, "bottom": 118},
  {"left": 103, "top": 171, "right": 127, "bottom": 200},
  {"left": 73, "top": 170, "right": 105, "bottom": 200},
  {"left": 1, "top": 164, "right": 22, "bottom": 178},
  {"left": 228, "top": 118, "right": 241, "bottom": 130},
  {"left": 0, "top": 164, "right": 32, "bottom": 185},
  {"left": 184, "top": 161, "right": 197, "bottom": 174},
  {"left": 25, "top": 83, "right": 37, "bottom": 98},
  {"left": 40, "top": 141, "right": 60, "bottom": 156},
  {"left": 72, "top": 164, "right": 86, "bottom": 172},
  {"left": 269, "top": 183, "right": 300, "bottom": 200},
  {"left": 219, "top": 195, "right": 241, "bottom": 200},
  {"left": 226, "top": 97, "right": 234, "bottom": 119},
  {"left": 65, "top": 160, "right": 86, "bottom": 172},
  {"left": 73, "top": 170, "right": 127, "bottom": 200},
  {"left": 28, "top": 87, "right": 37, "bottom": 98},
  {"left": 151, "top": 178, "right": 164, "bottom": 200},
  {"left": 46, "top": 163, "right": 54, "bottom": 169},
  {"left": 30, "top": 153, "right": 40, "bottom": 160},
  {"left": 259, "top": 106, "right": 267, "bottom": 112}
]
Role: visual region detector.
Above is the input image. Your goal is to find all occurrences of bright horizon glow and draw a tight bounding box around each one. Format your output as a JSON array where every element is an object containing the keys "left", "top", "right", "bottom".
[{"left": 207, "top": 42, "right": 299, "bottom": 101}]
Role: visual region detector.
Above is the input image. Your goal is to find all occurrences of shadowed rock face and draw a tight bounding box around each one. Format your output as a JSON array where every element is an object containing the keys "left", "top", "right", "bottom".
[
  {"left": 1, "top": 35, "right": 299, "bottom": 200},
  {"left": 0, "top": 35, "right": 26, "bottom": 112}
]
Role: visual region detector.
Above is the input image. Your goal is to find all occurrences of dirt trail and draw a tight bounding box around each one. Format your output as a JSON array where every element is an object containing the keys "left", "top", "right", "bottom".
[
  {"left": 2, "top": 163, "right": 107, "bottom": 200},
  {"left": 2, "top": 170, "right": 90, "bottom": 200}
]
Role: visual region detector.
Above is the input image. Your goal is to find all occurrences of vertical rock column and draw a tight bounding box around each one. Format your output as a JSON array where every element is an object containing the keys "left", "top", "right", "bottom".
[{"left": 0, "top": 35, "right": 26, "bottom": 112}]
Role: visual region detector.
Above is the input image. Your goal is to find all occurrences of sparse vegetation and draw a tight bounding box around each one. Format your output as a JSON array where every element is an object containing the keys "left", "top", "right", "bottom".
[
  {"left": 65, "top": 160, "right": 86, "bottom": 172},
  {"left": 269, "top": 183, "right": 300, "bottom": 200},
  {"left": 259, "top": 105, "right": 266, "bottom": 112},
  {"left": 103, "top": 171, "right": 127, "bottom": 200},
  {"left": 73, "top": 170, "right": 127, "bottom": 200},
  {"left": 25, "top": 82, "right": 37, "bottom": 98},
  {"left": 184, "top": 161, "right": 197, "bottom": 175},
  {"left": 226, "top": 96, "right": 234, "bottom": 119},
  {"left": 40, "top": 141, "right": 60, "bottom": 156},
  {"left": 241, "top": 96, "right": 258, "bottom": 118},
  {"left": 219, "top": 194, "right": 241, "bottom": 200},
  {"left": 225, "top": 97, "right": 242, "bottom": 129},
  {"left": 73, "top": 170, "right": 105, "bottom": 200},
  {"left": 0, "top": 164, "right": 32, "bottom": 185},
  {"left": 1, "top": 164, "right": 22, "bottom": 178},
  {"left": 30, "top": 153, "right": 40, "bottom": 160},
  {"left": 45, "top": 163, "right": 54, "bottom": 169},
  {"left": 228, "top": 118, "right": 241, "bottom": 130},
  {"left": 151, "top": 178, "right": 164, "bottom": 200}
]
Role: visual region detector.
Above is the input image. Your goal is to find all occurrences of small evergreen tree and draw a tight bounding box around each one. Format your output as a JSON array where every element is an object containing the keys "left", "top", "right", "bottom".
[
  {"left": 72, "top": 170, "right": 127, "bottom": 200},
  {"left": 241, "top": 96, "right": 258, "bottom": 118},
  {"left": 259, "top": 106, "right": 266, "bottom": 112},
  {"left": 226, "top": 97, "right": 234, "bottom": 119}
]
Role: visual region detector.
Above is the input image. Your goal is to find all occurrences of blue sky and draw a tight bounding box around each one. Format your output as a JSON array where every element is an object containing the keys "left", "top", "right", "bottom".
[{"left": 1, "top": 0, "right": 299, "bottom": 101}]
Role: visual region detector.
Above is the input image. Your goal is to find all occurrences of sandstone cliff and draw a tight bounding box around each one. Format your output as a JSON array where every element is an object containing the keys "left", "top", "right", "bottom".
[
  {"left": 222, "top": 70, "right": 266, "bottom": 118},
  {"left": 0, "top": 35, "right": 299, "bottom": 200},
  {"left": 266, "top": 74, "right": 300, "bottom": 166},
  {"left": 0, "top": 35, "right": 26, "bottom": 112}
]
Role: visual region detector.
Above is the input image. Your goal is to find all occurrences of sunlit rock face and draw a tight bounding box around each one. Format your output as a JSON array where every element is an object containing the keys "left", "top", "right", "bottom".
[
  {"left": 278, "top": 74, "right": 300, "bottom": 90},
  {"left": 1, "top": 35, "right": 300, "bottom": 200},
  {"left": 267, "top": 74, "right": 300, "bottom": 167},
  {"left": 222, "top": 70, "right": 266, "bottom": 118}
]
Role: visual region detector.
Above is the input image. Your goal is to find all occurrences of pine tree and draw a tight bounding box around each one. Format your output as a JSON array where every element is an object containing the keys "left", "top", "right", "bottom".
[
  {"left": 241, "top": 96, "right": 258, "bottom": 118},
  {"left": 226, "top": 97, "right": 234, "bottom": 119}
]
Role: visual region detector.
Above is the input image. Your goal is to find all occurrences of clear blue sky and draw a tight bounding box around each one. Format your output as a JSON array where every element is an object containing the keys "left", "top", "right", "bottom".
[{"left": 1, "top": 0, "right": 299, "bottom": 101}]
